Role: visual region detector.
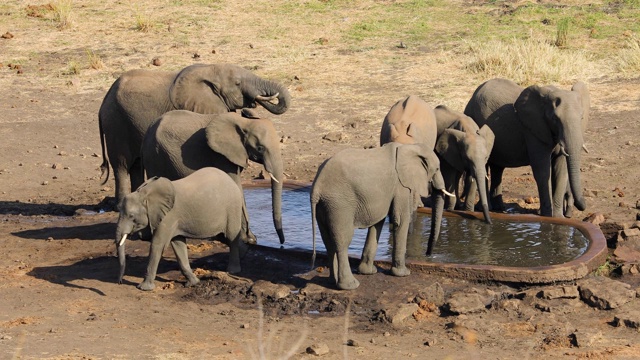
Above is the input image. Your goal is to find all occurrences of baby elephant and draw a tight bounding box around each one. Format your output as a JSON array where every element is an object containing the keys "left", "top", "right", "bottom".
[
  {"left": 115, "top": 167, "right": 245, "bottom": 291},
  {"left": 311, "top": 142, "right": 449, "bottom": 290}
]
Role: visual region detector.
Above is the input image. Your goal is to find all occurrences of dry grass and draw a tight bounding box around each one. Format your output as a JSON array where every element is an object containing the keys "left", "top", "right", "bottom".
[
  {"left": 86, "top": 49, "right": 103, "bottom": 70},
  {"left": 617, "top": 36, "right": 640, "bottom": 78},
  {"left": 52, "top": 0, "right": 73, "bottom": 30},
  {"left": 463, "top": 35, "right": 597, "bottom": 86}
]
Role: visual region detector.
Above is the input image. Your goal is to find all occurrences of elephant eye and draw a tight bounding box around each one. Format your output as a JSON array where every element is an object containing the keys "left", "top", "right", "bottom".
[{"left": 257, "top": 145, "right": 266, "bottom": 153}]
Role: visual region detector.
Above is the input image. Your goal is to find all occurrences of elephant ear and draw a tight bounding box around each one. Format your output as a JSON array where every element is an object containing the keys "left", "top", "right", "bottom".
[
  {"left": 138, "top": 177, "right": 175, "bottom": 233},
  {"left": 514, "top": 85, "right": 555, "bottom": 146},
  {"left": 435, "top": 129, "right": 466, "bottom": 173},
  {"left": 169, "top": 64, "right": 227, "bottom": 114},
  {"left": 478, "top": 125, "right": 495, "bottom": 155},
  {"left": 571, "top": 81, "right": 590, "bottom": 131},
  {"left": 205, "top": 114, "right": 249, "bottom": 168},
  {"left": 396, "top": 144, "right": 431, "bottom": 198}
]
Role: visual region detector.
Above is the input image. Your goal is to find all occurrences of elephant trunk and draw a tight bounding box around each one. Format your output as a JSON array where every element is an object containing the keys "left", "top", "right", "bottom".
[
  {"left": 115, "top": 230, "right": 128, "bottom": 284},
  {"left": 253, "top": 78, "right": 291, "bottom": 115},
  {"left": 427, "top": 171, "right": 446, "bottom": 255},
  {"left": 265, "top": 153, "right": 285, "bottom": 244},
  {"left": 474, "top": 168, "right": 492, "bottom": 224},
  {"left": 566, "top": 142, "right": 586, "bottom": 212}
]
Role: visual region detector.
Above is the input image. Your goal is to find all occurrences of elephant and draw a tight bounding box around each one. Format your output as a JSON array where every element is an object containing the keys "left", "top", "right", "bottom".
[
  {"left": 464, "top": 78, "right": 590, "bottom": 217},
  {"left": 115, "top": 167, "right": 246, "bottom": 291},
  {"left": 433, "top": 105, "right": 495, "bottom": 224},
  {"left": 379, "top": 96, "right": 493, "bottom": 223},
  {"left": 141, "top": 110, "right": 285, "bottom": 244},
  {"left": 379, "top": 95, "right": 437, "bottom": 149},
  {"left": 98, "top": 63, "right": 291, "bottom": 205},
  {"left": 310, "top": 142, "right": 448, "bottom": 290}
]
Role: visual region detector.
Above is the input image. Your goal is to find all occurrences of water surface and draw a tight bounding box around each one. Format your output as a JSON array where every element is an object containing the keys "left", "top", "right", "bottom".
[{"left": 244, "top": 187, "right": 589, "bottom": 267}]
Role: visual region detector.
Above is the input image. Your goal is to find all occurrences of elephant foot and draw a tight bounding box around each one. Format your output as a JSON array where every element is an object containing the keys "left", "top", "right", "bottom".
[
  {"left": 240, "top": 231, "right": 257, "bottom": 245},
  {"left": 238, "top": 240, "right": 249, "bottom": 258},
  {"left": 137, "top": 280, "right": 156, "bottom": 291},
  {"left": 357, "top": 262, "right": 377, "bottom": 275},
  {"left": 490, "top": 195, "right": 505, "bottom": 212},
  {"left": 185, "top": 277, "right": 201, "bottom": 288},
  {"left": 227, "top": 264, "right": 242, "bottom": 275},
  {"left": 391, "top": 266, "right": 411, "bottom": 277},
  {"left": 337, "top": 276, "right": 360, "bottom": 290},
  {"left": 564, "top": 206, "right": 574, "bottom": 218}
]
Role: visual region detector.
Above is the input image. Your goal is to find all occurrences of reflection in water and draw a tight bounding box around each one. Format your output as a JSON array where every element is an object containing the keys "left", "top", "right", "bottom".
[{"left": 244, "top": 188, "right": 589, "bottom": 268}]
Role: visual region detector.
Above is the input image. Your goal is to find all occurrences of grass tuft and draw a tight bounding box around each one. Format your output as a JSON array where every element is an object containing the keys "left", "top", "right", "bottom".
[
  {"left": 617, "top": 36, "right": 640, "bottom": 77},
  {"left": 555, "top": 18, "right": 571, "bottom": 47},
  {"left": 134, "top": 11, "right": 154, "bottom": 32},
  {"left": 86, "top": 50, "right": 103, "bottom": 70},
  {"left": 464, "top": 36, "right": 594, "bottom": 85},
  {"left": 52, "top": 0, "right": 73, "bottom": 30}
]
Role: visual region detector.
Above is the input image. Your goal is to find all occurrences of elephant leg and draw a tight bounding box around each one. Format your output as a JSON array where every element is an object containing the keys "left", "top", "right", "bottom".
[
  {"left": 129, "top": 157, "right": 145, "bottom": 195},
  {"left": 530, "top": 153, "right": 553, "bottom": 217},
  {"left": 358, "top": 219, "right": 385, "bottom": 275},
  {"left": 551, "top": 154, "right": 569, "bottom": 218},
  {"left": 389, "top": 204, "right": 411, "bottom": 277},
  {"left": 319, "top": 214, "right": 359, "bottom": 290},
  {"left": 227, "top": 235, "right": 243, "bottom": 274},
  {"left": 464, "top": 173, "right": 478, "bottom": 211},
  {"left": 138, "top": 233, "right": 172, "bottom": 291},
  {"left": 170, "top": 237, "right": 200, "bottom": 287},
  {"left": 441, "top": 162, "right": 458, "bottom": 211},
  {"left": 114, "top": 164, "right": 131, "bottom": 206},
  {"left": 489, "top": 165, "right": 505, "bottom": 212}
]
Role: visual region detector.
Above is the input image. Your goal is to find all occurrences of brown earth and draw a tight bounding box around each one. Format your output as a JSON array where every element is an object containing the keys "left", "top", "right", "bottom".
[{"left": 2, "top": 1, "right": 640, "bottom": 359}]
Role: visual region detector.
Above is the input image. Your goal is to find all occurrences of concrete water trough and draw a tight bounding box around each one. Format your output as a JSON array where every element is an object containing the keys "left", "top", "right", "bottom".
[{"left": 242, "top": 180, "right": 608, "bottom": 284}]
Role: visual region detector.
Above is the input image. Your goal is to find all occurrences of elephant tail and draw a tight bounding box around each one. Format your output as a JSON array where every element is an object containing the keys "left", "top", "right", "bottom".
[
  {"left": 98, "top": 113, "right": 110, "bottom": 185},
  {"left": 310, "top": 195, "right": 318, "bottom": 270}
]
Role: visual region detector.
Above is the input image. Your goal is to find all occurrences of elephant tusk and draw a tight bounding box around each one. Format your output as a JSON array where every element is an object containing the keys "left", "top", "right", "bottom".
[
  {"left": 118, "top": 234, "right": 128, "bottom": 247},
  {"left": 441, "top": 189, "right": 456, "bottom": 198},
  {"left": 582, "top": 144, "right": 589, "bottom": 154},
  {"left": 560, "top": 147, "right": 570, "bottom": 157},
  {"left": 269, "top": 172, "right": 280, "bottom": 184},
  {"left": 255, "top": 93, "right": 279, "bottom": 102}
]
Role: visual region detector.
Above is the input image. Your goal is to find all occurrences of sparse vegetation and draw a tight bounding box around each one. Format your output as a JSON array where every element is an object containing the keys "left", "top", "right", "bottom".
[
  {"left": 86, "top": 50, "right": 103, "bottom": 70},
  {"left": 617, "top": 36, "right": 640, "bottom": 77},
  {"left": 52, "top": 0, "right": 73, "bottom": 30},
  {"left": 555, "top": 18, "right": 571, "bottom": 47},
  {"left": 134, "top": 11, "right": 154, "bottom": 32}
]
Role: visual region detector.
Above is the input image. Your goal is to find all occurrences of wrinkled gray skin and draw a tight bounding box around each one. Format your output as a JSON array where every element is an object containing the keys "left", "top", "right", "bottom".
[
  {"left": 98, "top": 63, "right": 291, "bottom": 205},
  {"left": 464, "top": 78, "right": 589, "bottom": 217},
  {"left": 310, "top": 143, "right": 447, "bottom": 290},
  {"left": 434, "top": 105, "right": 495, "bottom": 224},
  {"left": 142, "top": 111, "right": 285, "bottom": 244},
  {"left": 380, "top": 95, "right": 438, "bottom": 149},
  {"left": 116, "top": 168, "right": 245, "bottom": 291}
]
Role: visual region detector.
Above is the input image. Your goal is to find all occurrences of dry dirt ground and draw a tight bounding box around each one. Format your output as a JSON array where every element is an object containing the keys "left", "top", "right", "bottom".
[{"left": 2, "top": 1, "right": 640, "bottom": 359}]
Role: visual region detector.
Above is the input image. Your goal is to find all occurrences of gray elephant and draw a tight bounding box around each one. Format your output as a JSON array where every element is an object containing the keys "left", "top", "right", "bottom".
[
  {"left": 116, "top": 167, "right": 245, "bottom": 291},
  {"left": 141, "top": 110, "right": 285, "bottom": 244},
  {"left": 379, "top": 96, "right": 493, "bottom": 223},
  {"left": 310, "top": 142, "right": 447, "bottom": 290},
  {"left": 464, "top": 78, "right": 589, "bottom": 217},
  {"left": 433, "top": 105, "right": 494, "bottom": 223},
  {"left": 98, "top": 63, "right": 291, "bottom": 205}
]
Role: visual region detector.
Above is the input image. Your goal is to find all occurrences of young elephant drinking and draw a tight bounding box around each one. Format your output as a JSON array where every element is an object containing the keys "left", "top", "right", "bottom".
[
  {"left": 310, "top": 143, "right": 449, "bottom": 290},
  {"left": 115, "top": 167, "right": 245, "bottom": 291}
]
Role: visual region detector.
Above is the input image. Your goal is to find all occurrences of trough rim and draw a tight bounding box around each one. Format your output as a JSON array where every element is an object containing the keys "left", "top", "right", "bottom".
[{"left": 242, "top": 179, "right": 608, "bottom": 285}]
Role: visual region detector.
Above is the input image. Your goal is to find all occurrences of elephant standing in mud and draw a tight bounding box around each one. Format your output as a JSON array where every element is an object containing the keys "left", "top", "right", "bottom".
[
  {"left": 98, "top": 63, "right": 291, "bottom": 205},
  {"left": 464, "top": 78, "right": 590, "bottom": 217},
  {"left": 310, "top": 143, "right": 448, "bottom": 290},
  {"left": 142, "top": 111, "right": 285, "bottom": 244},
  {"left": 116, "top": 168, "right": 245, "bottom": 291}
]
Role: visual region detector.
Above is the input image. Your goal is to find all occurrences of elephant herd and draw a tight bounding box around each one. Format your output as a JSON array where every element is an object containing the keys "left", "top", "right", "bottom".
[{"left": 98, "top": 63, "right": 590, "bottom": 291}]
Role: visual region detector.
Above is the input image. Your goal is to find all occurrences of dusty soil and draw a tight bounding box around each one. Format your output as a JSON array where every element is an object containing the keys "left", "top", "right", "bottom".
[{"left": 2, "top": 1, "right": 640, "bottom": 359}]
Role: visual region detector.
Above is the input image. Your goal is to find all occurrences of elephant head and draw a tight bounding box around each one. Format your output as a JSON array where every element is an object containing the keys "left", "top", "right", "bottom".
[
  {"left": 169, "top": 64, "right": 291, "bottom": 115},
  {"left": 115, "top": 177, "right": 175, "bottom": 284},
  {"left": 395, "top": 143, "right": 448, "bottom": 256},
  {"left": 514, "top": 83, "right": 588, "bottom": 212},
  {"left": 435, "top": 125, "right": 495, "bottom": 223},
  {"left": 205, "top": 113, "right": 285, "bottom": 243}
]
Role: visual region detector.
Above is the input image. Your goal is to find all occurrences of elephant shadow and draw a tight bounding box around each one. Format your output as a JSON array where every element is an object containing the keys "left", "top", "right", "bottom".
[
  {"left": 12, "top": 221, "right": 117, "bottom": 241},
  {"left": 0, "top": 197, "right": 116, "bottom": 216}
]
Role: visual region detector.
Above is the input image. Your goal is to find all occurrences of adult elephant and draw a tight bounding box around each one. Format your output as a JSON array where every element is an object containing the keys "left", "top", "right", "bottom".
[
  {"left": 433, "top": 105, "right": 494, "bottom": 224},
  {"left": 464, "top": 78, "right": 589, "bottom": 217},
  {"left": 141, "top": 111, "right": 285, "bottom": 244},
  {"left": 98, "top": 63, "right": 291, "bottom": 204}
]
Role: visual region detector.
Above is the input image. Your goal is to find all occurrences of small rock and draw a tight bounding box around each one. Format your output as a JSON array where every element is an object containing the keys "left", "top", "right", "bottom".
[
  {"left": 613, "top": 245, "right": 640, "bottom": 263},
  {"left": 322, "top": 132, "right": 343, "bottom": 142},
  {"left": 584, "top": 213, "right": 605, "bottom": 226},
  {"left": 524, "top": 196, "right": 538, "bottom": 204},
  {"left": 414, "top": 282, "right": 445, "bottom": 306},
  {"left": 622, "top": 228, "right": 640, "bottom": 238},
  {"left": 52, "top": 163, "right": 62, "bottom": 169},
  {"left": 1, "top": 31, "right": 14, "bottom": 39},
  {"left": 152, "top": 57, "right": 163, "bottom": 66},
  {"left": 424, "top": 338, "right": 437, "bottom": 347},
  {"left": 192, "top": 52, "right": 201, "bottom": 59},
  {"left": 446, "top": 291, "right": 487, "bottom": 314},
  {"left": 1, "top": 334, "right": 12, "bottom": 340},
  {"left": 540, "top": 286, "right": 579, "bottom": 300},
  {"left": 578, "top": 277, "right": 636, "bottom": 310},
  {"left": 613, "top": 310, "right": 640, "bottom": 330},
  {"left": 572, "top": 329, "right": 602, "bottom": 348},
  {"left": 241, "top": 323, "right": 250, "bottom": 329},
  {"left": 250, "top": 280, "right": 290, "bottom": 300},
  {"left": 346, "top": 339, "right": 359, "bottom": 347},
  {"left": 41, "top": 181, "right": 49, "bottom": 185},
  {"left": 306, "top": 343, "right": 329, "bottom": 356},
  {"left": 87, "top": 313, "right": 98, "bottom": 321},
  {"left": 58, "top": 151, "right": 67, "bottom": 156},
  {"left": 386, "top": 303, "right": 419, "bottom": 325}
]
